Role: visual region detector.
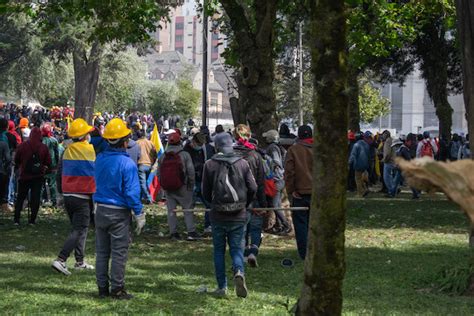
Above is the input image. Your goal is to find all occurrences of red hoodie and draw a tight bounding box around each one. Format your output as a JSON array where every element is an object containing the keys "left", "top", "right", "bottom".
[
  {"left": 15, "top": 127, "right": 51, "bottom": 180},
  {"left": 8, "top": 120, "right": 21, "bottom": 145}
]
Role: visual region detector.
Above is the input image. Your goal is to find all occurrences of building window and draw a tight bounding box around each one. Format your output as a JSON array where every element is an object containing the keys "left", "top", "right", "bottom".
[
  {"left": 176, "top": 23, "right": 184, "bottom": 30},
  {"left": 176, "top": 47, "right": 183, "bottom": 54},
  {"left": 212, "top": 32, "right": 219, "bottom": 40},
  {"left": 175, "top": 35, "right": 183, "bottom": 42},
  {"left": 210, "top": 93, "right": 219, "bottom": 112},
  {"left": 212, "top": 45, "right": 219, "bottom": 53}
]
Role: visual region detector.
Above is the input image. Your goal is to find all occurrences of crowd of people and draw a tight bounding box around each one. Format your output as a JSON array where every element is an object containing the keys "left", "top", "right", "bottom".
[
  {"left": 3, "top": 102, "right": 470, "bottom": 299},
  {"left": 348, "top": 130, "right": 471, "bottom": 198}
]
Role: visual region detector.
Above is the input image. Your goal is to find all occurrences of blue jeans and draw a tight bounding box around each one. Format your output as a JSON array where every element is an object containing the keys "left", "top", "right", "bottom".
[
  {"left": 212, "top": 221, "right": 245, "bottom": 289},
  {"left": 244, "top": 212, "right": 264, "bottom": 257},
  {"left": 138, "top": 165, "right": 152, "bottom": 202},
  {"left": 291, "top": 194, "right": 310, "bottom": 260},
  {"left": 383, "top": 163, "right": 397, "bottom": 196},
  {"left": 8, "top": 169, "right": 16, "bottom": 205},
  {"left": 393, "top": 169, "right": 420, "bottom": 198}
]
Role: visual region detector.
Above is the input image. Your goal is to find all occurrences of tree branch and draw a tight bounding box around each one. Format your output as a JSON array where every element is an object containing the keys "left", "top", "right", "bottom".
[{"left": 219, "top": 0, "right": 255, "bottom": 53}]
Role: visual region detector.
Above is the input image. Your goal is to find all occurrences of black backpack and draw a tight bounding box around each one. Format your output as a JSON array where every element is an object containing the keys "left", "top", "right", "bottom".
[
  {"left": 212, "top": 158, "right": 247, "bottom": 213},
  {"left": 25, "top": 144, "right": 42, "bottom": 175}
]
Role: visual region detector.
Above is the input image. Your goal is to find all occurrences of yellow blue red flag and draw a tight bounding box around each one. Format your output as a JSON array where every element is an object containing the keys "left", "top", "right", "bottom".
[{"left": 150, "top": 123, "right": 164, "bottom": 158}]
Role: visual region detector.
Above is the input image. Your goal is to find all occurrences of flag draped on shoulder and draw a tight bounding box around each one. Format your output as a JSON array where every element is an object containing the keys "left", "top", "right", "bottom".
[{"left": 150, "top": 124, "right": 164, "bottom": 158}]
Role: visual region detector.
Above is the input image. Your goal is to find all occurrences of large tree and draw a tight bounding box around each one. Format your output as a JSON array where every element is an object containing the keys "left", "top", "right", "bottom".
[
  {"left": 3, "top": 1, "right": 176, "bottom": 122},
  {"left": 296, "top": 0, "right": 348, "bottom": 314},
  {"left": 456, "top": 0, "right": 474, "bottom": 149},
  {"left": 216, "top": 0, "right": 278, "bottom": 141}
]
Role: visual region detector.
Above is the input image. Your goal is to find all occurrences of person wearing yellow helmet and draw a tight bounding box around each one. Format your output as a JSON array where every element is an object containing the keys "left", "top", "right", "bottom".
[
  {"left": 52, "top": 118, "right": 96, "bottom": 276},
  {"left": 93, "top": 118, "right": 145, "bottom": 300}
]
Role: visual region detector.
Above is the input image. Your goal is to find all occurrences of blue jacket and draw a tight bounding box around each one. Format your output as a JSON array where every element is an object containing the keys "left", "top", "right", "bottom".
[
  {"left": 349, "top": 139, "right": 370, "bottom": 171},
  {"left": 93, "top": 147, "right": 142, "bottom": 215}
]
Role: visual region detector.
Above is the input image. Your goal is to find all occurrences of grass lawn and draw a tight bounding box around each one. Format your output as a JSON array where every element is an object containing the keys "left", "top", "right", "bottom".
[{"left": 1, "top": 192, "right": 474, "bottom": 315}]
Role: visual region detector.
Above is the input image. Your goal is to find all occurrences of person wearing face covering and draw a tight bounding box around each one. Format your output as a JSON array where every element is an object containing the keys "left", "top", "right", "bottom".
[{"left": 13, "top": 127, "right": 52, "bottom": 225}]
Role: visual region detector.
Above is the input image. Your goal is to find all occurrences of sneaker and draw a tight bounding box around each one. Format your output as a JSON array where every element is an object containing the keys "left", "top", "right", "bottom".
[
  {"left": 186, "top": 232, "right": 201, "bottom": 241},
  {"left": 13, "top": 222, "right": 19, "bottom": 226},
  {"left": 203, "top": 226, "right": 212, "bottom": 235},
  {"left": 234, "top": 271, "right": 248, "bottom": 298},
  {"left": 247, "top": 254, "right": 258, "bottom": 268},
  {"left": 277, "top": 227, "right": 293, "bottom": 236},
  {"left": 74, "top": 262, "right": 94, "bottom": 270},
  {"left": 52, "top": 259, "right": 71, "bottom": 276},
  {"left": 98, "top": 286, "right": 110, "bottom": 299},
  {"left": 362, "top": 190, "right": 370, "bottom": 198},
  {"left": 212, "top": 288, "right": 227, "bottom": 297},
  {"left": 170, "top": 232, "right": 181, "bottom": 240},
  {"left": 111, "top": 288, "right": 134, "bottom": 300}
]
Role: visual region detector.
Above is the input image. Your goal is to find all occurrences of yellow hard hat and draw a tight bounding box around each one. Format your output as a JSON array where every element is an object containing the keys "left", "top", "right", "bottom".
[
  {"left": 68, "top": 118, "right": 93, "bottom": 138},
  {"left": 103, "top": 118, "right": 131, "bottom": 140}
]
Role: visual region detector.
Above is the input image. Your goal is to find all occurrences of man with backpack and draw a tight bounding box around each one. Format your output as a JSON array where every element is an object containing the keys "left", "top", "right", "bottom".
[
  {"left": 449, "top": 133, "right": 462, "bottom": 161},
  {"left": 458, "top": 134, "right": 471, "bottom": 159},
  {"left": 159, "top": 132, "right": 199, "bottom": 241},
  {"left": 93, "top": 118, "right": 145, "bottom": 300},
  {"left": 202, "top": 132, "right": 257, "bottom": 298},
  {"left": 285, "top": 125, "right": 313, "bottom": 260},
  {"left": 233, "top": 124, "right": 266, "bottom": 268},
  {"left": 13, "top": 127, "right": 51, "bottom": 225},
  {"left": 394, "top": 134, "right": 420, "bottom": 199},
  {"left": 262, "top": 129, "right": 291, "bottom": 235},
  {"left": 41, "top": 123, "right": 60, "bottom": 207},
  {"left": 416, "top": 131, "right": 438, "bottom": 159},
  {"left": 348, "top": 131, "right": 371, "bottom": 197},
  {"left": 52, "top": 118, "right": 96, "bottom": 276},
  {"left": 183, "top": 131, "right": 215, "bottom": 234}
]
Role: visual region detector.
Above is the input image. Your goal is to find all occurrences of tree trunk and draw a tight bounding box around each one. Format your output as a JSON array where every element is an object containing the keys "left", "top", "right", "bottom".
[
  {"left": 348, "top": 68, "right": 360, "bottom": 132},
  {"left": 73, "top": 41, "right": 102, "bottom": 123},
  {"left": 296, "top": 1, "right": 348, "bottom": 315},
  {"left": 219, "top": 0, "right": 277, "bottom": 143},
  {"left": 456, "top": 0, "right": 474, "bottom": 151}
]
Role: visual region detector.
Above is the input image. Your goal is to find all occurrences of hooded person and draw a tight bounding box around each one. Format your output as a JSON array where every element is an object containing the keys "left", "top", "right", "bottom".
[
  {"left": 14, "top": 127, "right": 52, "bottom": 225},
  {"left": 262, "top": 129, "right": 291, "bottom": 235},
  {"left": 18, "top": 117, "right": 31, "bottom": 142},
  {"left": 8, "top": 120, "right": 21, "bottom": 145},
  {"left": 93, "top": 118, "right": 145, "bottom": 300},
  {"left": 159, "top": 132, "right": 199, "bottom": 241},
  {"left": 41, "top": 123, "right": 60, "bottom": 207},
  {"left": 52, "top": 118, "right": 96, "bottom": 276},
  {"left": 284, "top": 125, "right": 313, "bottom": 260},
  {"left": 125, "top": 138, "right": 141, "bottom": 165},
  {"left": 0, "top": 118, "right": 12, "bottom": 213},
  {"left": 233, "top": 124, "right": 267, "bottom": 268},
  {"left": 201, "top": 132, "right": 257, "bottom": 297}
]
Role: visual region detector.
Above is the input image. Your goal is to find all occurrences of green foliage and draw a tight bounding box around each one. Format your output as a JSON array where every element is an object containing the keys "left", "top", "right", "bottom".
[
  {"left": 358, "top": 79, "right": 390, "bottom": 124},
  {"left": 95, "top": 50, "right": 149, "bottom": 113},
  {"left": 148, "top": 80, "right": 200, "bottom": 120},
  {"left": 428, "top": 266, "right": 473, "bottom": 295}
]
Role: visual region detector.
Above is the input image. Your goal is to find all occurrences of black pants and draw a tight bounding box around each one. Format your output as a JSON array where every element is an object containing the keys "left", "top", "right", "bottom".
[
  {"left": 58, "top": 196, "right": 92, "bottom": 263},
  {"left": 291, "top": 194, "right": 311, "bottom": 260},
  {"left": 0, "top": 172, "right": 9, "bottom": 204},
  {"left": 14, "top": 177, "right": 44, "bottom": 224}
]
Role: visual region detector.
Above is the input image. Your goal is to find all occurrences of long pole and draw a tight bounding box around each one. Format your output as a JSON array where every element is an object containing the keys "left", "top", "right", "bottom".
[
  {"left": 201, "top": 0, "right": 208, "bottom": 127},
  {"left": 173, "top": 207, "right": 309, "bottom": 213},
  {"left": 298, "top": 21, "right": 304, "bottom": 125}
]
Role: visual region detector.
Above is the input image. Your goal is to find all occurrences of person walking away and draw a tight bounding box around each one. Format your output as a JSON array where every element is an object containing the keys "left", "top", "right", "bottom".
[
  {"left": 458, "top": 134, "right": 471, "bottom": 159},
  {"left": 0, "top": 119, "right": 12, "bottom": 212},
  {"left": 13, "top": 127, "right": 51, "bottom": 225},
  {"left": 202, "top": 132, "right": 257, "bottom": 298},
  {"left": 449, "top": 133, "right": 462, "bottom": 161},
  {"left": 394, "top": 135, "right": 420, "bottom": 199},
  {"left": 159, "top": 132, "right": 199, "bottom": 241},
  {"left": 125, "top": 137, "right": 140, "bottom": 165},
  {"left": 93, "top": 118, "right": 145, "bottom": 300},
  {"left": 51, "top": 118, "right": 96, "bottom": 276},
  {"left": 416, "top": 131, "right": 438, "bottom": 159},
  {"left": 136, "top": 130, "right": 157, "bottom": 204},
  {"left": 3, "top": 120, "right": 17, "bottom": 211},
  {"left": 234, "top": 124, "right": 267, "bottom": 268},
  {"left": 183, "top": 131, "right": 215, "bottom": 234},
  {"left": 381, "top": 130, "right": 397, "bottom": 198},
  {"left": 347, "top": 131, "right": 357, "bottom": 192},
  {"left": 41, "top": 123, "right": 60, "bottom": 207},
  {"left": 262, "top": 129, "right": 291, "bottom": 235},
  {"left": 284, "top": 125, "right": 313, "bottom": 260},
  {"left": 348, "top": 132, "right": 370, "bottom": 197}
]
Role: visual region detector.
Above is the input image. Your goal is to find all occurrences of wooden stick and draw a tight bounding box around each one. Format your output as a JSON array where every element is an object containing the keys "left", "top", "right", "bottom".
[{"left": 172, "top": 207, "right": 309, "bottom": 213}]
